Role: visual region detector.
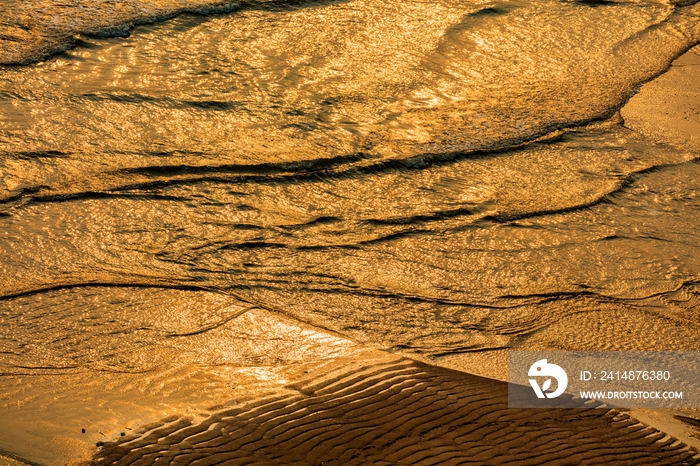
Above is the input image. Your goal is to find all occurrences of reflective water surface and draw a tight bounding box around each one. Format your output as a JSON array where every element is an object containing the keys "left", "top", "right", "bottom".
[{"left": 1, "top": 0, "right": 700, "bottom": 463}]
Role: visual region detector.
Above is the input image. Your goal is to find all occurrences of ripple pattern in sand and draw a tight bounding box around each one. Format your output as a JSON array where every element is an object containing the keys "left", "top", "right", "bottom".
[{"left": 94, "top": 359, "right": 699, "bottom": 466}]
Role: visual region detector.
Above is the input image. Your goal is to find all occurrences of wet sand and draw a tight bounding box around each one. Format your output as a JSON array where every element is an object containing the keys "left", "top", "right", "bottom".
[
  {"left": 621, "top": 46, "right": 700, "bottom": 454},
  {"left": 622, "top": 46, "right": 700, "bottom": 151},
  {"left": 3, "top": 295, "right": 700, "bottom": 465},
  {"left": 94, "top": 355, "right": 696, "bottom": 466},
  {"left": 2, "top": 36, "right": 700, "bottom": 466},
  {"left": 90, "top": 48, "right": 700, "bottom": 465}
]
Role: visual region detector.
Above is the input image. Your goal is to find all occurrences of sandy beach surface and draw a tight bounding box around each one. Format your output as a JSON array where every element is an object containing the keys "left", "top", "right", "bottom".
[
  {"left": 622, "top": 47, "right": 700, "bottom": 152},
  {"left": 620, "top": 45, "right": 700, "bottom": 456},
  {"left": 94, "top": 47, "right": 700, "bottom": 465},
  {"left": 5, "top": 307, "right": 698, "bottom": 466},
  {"left": 1, "top": 3, "right": 700, "bottom": 465}
]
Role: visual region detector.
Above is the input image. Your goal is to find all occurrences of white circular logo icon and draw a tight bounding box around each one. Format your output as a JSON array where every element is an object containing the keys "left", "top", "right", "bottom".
[{"left": 528, "top": 359, "right": 568, "bottom": 399}]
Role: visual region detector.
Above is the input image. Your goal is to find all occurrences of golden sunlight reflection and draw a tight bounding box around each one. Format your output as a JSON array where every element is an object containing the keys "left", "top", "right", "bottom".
[{"left": 2, "top": 0, "right": 700, "bottom": 463}]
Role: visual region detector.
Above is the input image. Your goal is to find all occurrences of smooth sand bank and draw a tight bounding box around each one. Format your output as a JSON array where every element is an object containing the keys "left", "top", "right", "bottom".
[{"left": 621, "top": 47, "right": 700, "bottom": 150}]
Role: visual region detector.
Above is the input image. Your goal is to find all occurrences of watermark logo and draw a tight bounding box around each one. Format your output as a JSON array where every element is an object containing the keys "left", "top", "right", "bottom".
[
  {"left": 510, "top": 351, "right": 698, "bottom": 408},
  {"left": 528, "top": 359, "right": 568, "bottom": 399}
]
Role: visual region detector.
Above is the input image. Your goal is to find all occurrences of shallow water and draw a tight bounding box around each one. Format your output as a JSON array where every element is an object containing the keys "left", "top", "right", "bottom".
[{"left": 2, "top": 0, "right": 700, "bottom": 462}]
